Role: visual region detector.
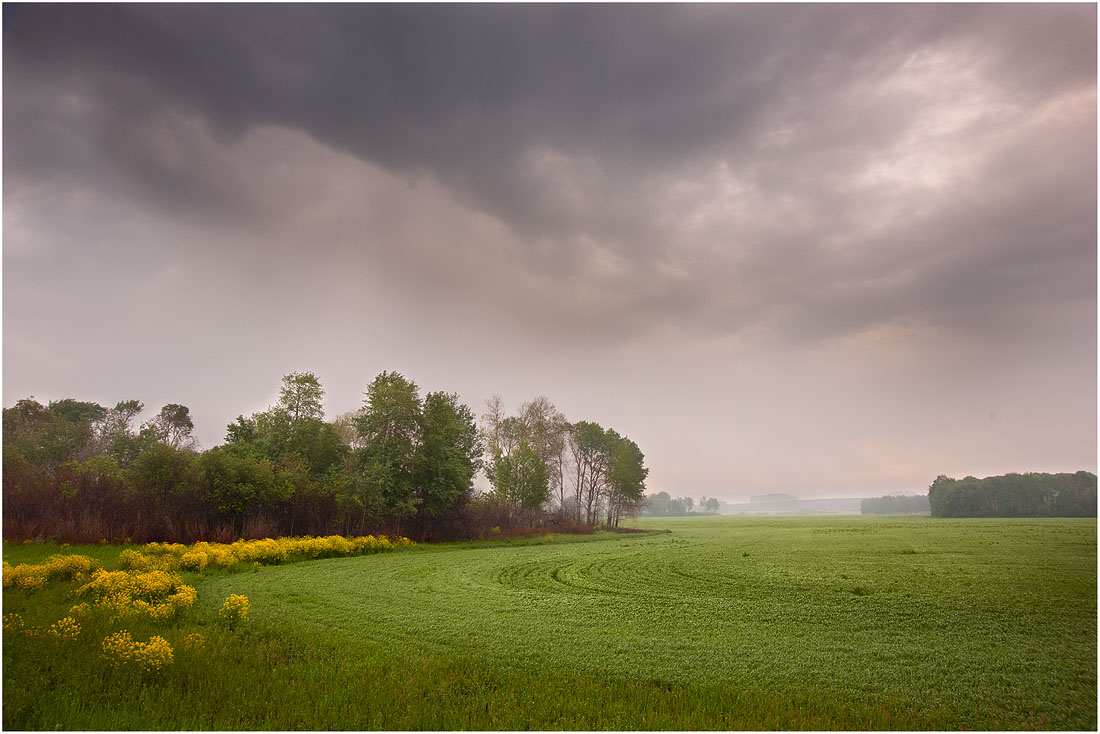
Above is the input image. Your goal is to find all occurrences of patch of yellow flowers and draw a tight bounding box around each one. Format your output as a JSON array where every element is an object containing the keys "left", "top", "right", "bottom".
[
  {"left": 137, "top": 534, "right": 413, "bottom": 570},
  {"left": 5, "top": 611, "right": 81, "bottom": 642},
  {"left": 219, "top": 594, "right": 250, "bottom": 628},
  {"left": 101, "top": 630, "right": 174, "bottom": 672},
  {"left": 2, "top": 554, "right": 97, "bottom": 590},
  {"left": 48, "top": 616, "right": 82, "bottom": 640},
  {"left": 3, "top": 612, "right": 25, "bottom": 633},
  {"left": 3, "top": 534, "right": 410, "bottom": 678},
  {"left": 4, "top": 535, "right": 411, "bottom": 597},
  {"left": 75, "top": 569, "right": 197, "bottom": 621}
]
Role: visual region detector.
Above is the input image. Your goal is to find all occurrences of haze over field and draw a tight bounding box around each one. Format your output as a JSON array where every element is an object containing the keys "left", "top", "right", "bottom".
[{"left": 4, "top": 4, "right": 1096, "bottom": 502}]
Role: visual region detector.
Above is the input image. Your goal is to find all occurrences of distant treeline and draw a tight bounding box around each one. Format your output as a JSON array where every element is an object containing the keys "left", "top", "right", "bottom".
[
  {"left": 929, "top": 472, "right": 1096, "bottom": 518},
  {"left": 3, "top": 372, "right": 648, "bottom": 543},
  {"left": 641, "top": 491, "right": 720, "bottom": 516},
  {"left": 860, "top": 494, "right": 930, "bottom": 515}
]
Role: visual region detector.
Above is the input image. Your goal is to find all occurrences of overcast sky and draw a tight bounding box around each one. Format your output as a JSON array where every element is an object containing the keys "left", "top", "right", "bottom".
[{"left": 4, "top": 3, "right": 1096, "bottom": 501}]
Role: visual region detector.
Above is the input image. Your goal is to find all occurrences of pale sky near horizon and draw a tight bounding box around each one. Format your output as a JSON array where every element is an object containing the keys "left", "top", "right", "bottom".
[{"left": 3, "top": 3, "right": 1096, "bottom": 502}]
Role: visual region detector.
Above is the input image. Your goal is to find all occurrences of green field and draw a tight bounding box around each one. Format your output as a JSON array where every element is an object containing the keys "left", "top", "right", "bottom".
[{"left": 3, "top": 515, "right": 1096, "bottom": 729}]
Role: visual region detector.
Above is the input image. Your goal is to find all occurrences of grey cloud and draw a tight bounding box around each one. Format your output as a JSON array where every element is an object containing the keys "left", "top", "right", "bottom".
[
  {"left": 4, "top": 3, "right": 1095, "bottom": 354},
  {"left": 8, "top": 4, "right": 1090, "bottom": 225}
]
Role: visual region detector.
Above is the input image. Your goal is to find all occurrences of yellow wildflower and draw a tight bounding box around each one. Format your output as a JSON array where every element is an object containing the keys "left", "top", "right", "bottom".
[
  {"left": 101, "top": 631, "right": 174, "bottom": 672},
  {"left": 48, "top": 616, "right": 81, "bottom": 640},
  {"left": 76, "top": 569, "right": 196, "bottom": 620},
  {"left": 2, "top": 613, "right": 24, "bottom": 632},
  {"left": 179, "top": 550, "right": 208, "bottom": 572},
  {"left": 219, "top": 594, "right": 250, "bottom": 628}
]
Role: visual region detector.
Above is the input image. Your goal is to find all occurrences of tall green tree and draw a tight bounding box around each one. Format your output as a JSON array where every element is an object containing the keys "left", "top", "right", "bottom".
[
  {"left": 279, "top": 371, "right": 325, "bottom": 424},
  {"left": 516, "top": 397, "right": 569, "bottom": 510},
  {"left": 414, "top": 391, "right": 482, "bottom": 520},
  {"left": 569, "top": 421, "right": 617, "bottom": 525},
  {"left": 226, "top": 373, "right": 347, "bottom": 480},
  {"left": 605, "top": 435, "right": 647, "bottom": 526},
  {"left": 356, "top": 372, "right": 423, "bottom": 523},
  {"left": 48, "top": 399, "right": 109, "bottom": 462}
]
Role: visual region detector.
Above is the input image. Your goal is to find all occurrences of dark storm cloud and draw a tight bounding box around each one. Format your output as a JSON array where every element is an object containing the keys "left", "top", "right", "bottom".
[
  {"left": 6, "top": 4, "right": 1089, "bottom": 219},
  {"left": 4, "top": 2, "right": 1096, "bottom": 349}
]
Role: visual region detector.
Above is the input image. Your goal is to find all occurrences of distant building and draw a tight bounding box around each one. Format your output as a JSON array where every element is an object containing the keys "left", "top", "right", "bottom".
[
  {"left": 750, "top": 493, "right": 799, "bottom": 504},
  {"left": 722, "top": 495, "right": 863, "bottom": 515}
]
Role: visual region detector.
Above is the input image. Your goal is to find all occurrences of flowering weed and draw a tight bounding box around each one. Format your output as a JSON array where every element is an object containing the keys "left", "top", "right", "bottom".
[
  {"left": 135, "top": 534, "right": 413, "bottom": 573},
  {"left": 48, "top": 616, "right": 81, "bottom": 640},
  {"left": 100, "top": 630, "right": 174, "bottom": 672},
  {"left": 219, "top": 594, "right": 250, "bottom": 628},
  {"left": 3, "top": 554, "right": 98, "bottom": 590},
  {"left": 75, "top": 569, "right": 197, "bottom": 620}
]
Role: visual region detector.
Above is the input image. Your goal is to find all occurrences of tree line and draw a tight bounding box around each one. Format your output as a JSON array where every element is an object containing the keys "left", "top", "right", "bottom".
[
  {"left": 860, "top": 494, "right": 930, "bottom": 515},
  {"left": 2, "top": 372, "right": 648, "bottom": 543},
  {"left": 640, "top": 491, "right": 721, "bottom": 516},
  {"left": 928, "top": 472, "right": 1096, "bottom": 517}
]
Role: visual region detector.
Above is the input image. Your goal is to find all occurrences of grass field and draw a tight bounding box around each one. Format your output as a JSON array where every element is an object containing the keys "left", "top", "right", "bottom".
[{"left": 3, "top": 515, "right": 1096, "bottom": 729}]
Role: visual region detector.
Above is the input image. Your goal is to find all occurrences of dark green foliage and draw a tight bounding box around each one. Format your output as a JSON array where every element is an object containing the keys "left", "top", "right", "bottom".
[
  {"left": 929, "top": 472, "right": 1097, "bottom": 517},
  {"left": 4, "top": 372, "right": 641, "bottom": 542},
  {"left": 414, "top": 392, "right": 482, "bottom": 519},
  {"left": 225, "top": 414, "right": 259, "bottom": 445},
  {"left": 605, "top": 436, "right": 647, "bottom": 525},
  {"left": 197, "top": 444, "right": 284, "bottom": 524},
  {"left": 861, "top": 494, "right": 930, "bottom": 514},
  {"left": 288, "top": 419, "right": 349, "bottom": 480},
  {"left": 227, "top": 409, "right": 348, "bottom": 481},
  {"left": 126, "top": 443, "right": 197, "bottom": 497},
  {"left": 3, "top": 398, "right": 106, "bottom": 469}
]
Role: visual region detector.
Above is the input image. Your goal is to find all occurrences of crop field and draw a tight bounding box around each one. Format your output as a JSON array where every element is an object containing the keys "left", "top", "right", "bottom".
[{"left": 3, "top": 515, "right": 1096, "bottom": 730}]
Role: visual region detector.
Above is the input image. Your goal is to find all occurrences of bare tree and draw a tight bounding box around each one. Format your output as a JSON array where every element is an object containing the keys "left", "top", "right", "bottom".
[
  {"left": 480, "top": 394, "right": 508, "bottom": 457},
  {"left": 331, "top": 409, "right": 367, "bottom": 450},
  {"left": 516, "top": 396, "right": 568, "bottom": 510}
]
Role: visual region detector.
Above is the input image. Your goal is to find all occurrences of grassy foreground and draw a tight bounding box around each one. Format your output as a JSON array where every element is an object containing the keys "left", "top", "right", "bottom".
[{"left": 3, "top": 516, "right": 1096, "bottom": 729}]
